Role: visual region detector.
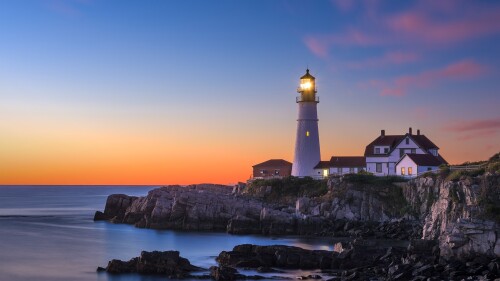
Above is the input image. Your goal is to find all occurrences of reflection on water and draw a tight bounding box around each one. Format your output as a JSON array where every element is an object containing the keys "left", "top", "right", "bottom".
[{"left": 0, "top": 186, "right": 336, "bottom": 281}]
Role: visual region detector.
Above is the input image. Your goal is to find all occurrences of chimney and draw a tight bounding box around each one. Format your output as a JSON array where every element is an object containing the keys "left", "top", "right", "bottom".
[
  {"left": 417, "top": 129, "right": 420, "bottom": 135},
  {"left": 409, "top": 127, "right": 412, "bottom": 135},
  {"left": 381, "top": 129, "right": 385, "bottom": 137}
]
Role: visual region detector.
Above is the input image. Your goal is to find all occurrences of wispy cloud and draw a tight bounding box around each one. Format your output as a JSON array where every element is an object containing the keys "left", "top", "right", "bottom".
[
  {"left": 303, "top": 1, "right": 500, "bottom": 58},
  {"left": 443, "top": 117, "right": 500, "bottom": 133},
  {"left": 378, "top": 59, "right": 487, "bottom": 97},
  {"left": 443, "top": 117, "right": 500, "bottom": 141},
  {"left": 387, "top": 8, "right": 500, "bottom": 45}
]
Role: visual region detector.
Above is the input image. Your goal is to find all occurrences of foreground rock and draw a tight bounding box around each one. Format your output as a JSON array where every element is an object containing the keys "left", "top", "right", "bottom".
[
  {"left": 101, "top": 251, "right": 202, "bottom": 278},
  {"left": 217, "top": 242, "right": 500, "bottom": 280}
]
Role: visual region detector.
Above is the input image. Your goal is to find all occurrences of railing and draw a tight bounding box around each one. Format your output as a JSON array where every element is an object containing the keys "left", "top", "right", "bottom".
[{"left": 296, "top": 96, "right": 319, "bottom": 103}]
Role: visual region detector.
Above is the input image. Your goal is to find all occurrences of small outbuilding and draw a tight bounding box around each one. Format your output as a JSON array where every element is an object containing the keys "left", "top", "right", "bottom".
[
  {"left": 252, "top": 159, "right": 292, "bottom": 179},
  {"left": 313, "top": 156, "right": 366, "bottom": 178},
  {"left": 395, "top": 153, "right": 447, "bottom": 178}
]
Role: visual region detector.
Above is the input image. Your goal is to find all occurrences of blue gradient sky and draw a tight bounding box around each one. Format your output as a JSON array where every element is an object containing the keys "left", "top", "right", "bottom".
[{"left": 1, "top": 0, "right": 499, "bottom": 184}]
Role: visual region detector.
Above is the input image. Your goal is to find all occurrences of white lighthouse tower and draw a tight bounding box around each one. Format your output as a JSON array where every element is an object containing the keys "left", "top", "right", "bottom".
[{"left": 291, "top": 69, "right": 321, "bottom": 177}]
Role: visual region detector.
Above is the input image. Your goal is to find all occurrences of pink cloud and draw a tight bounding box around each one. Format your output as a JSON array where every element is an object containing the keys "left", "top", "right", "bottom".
[
  {"left": 387, "top": 7, "right": 500, "bottom": 44},
  {"left": 378, "top": 59, "right": 487, "bottom": 97},
  {"left": 456, "top": 130, "right": 498, "bottom": 141},
  {"left": 443, "top": 117, "right": 500, "bottom": 133}
]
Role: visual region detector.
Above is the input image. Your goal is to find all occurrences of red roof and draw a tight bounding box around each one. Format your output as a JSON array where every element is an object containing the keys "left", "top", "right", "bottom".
[
  {"left": 313, "top": 161, "right": 331, "bottom": 169},
  {"left": 330, "top": 156, "right": 366, "bottom": 167},
  {"left": 314, "top": 156, "right": 366, "bottom": 169},
  {"left": 253, "top": 159, "right": 292, "bottom": 168},
  {"left": 398, "top": 153, "right": 447, "bottom": 166},
  {"left": 364, "top": 133, "right": 439, "bottom": 157}
]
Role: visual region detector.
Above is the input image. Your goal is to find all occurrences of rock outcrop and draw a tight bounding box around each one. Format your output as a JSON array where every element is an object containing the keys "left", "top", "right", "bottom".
[
  {"left": 102, "top": 251, "right": 202, "bottom": 278},
  {"left": 404, "top": 173, "right": 500, "bottom": 260}
]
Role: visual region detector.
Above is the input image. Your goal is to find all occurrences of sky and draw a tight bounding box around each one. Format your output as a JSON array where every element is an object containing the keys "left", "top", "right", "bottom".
[{"left": 0, "top": 0, "right": 499, "bottom": 185}]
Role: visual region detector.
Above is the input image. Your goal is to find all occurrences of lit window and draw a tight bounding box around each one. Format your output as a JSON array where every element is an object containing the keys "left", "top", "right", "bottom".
[
  {"left": 274, "top": 169, "right": 279, "bottom": 175},
  {"left": 306, "top": 131, "right": 310, "bottom": 137},
  {"left": 323, "top": 169, "right": 328, "bottom": 177},
  {"left": 408, "top": 167, "right": 412, "bottom": 175},
  {"left": 401, "top": 167, "right": 405, "bottom": 175}
]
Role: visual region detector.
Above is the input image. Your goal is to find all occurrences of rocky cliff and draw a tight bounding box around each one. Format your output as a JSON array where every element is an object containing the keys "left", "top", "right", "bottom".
[
  {"left": 95, "top": 172, "right": 499, "bottom": 260},
  {"left": 405, "top": 173, "right": 500, "bottom": 259}
]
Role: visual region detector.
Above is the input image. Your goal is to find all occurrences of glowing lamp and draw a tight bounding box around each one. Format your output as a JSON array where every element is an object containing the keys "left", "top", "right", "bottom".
[
  {"left": 300, "top": 80, "right": 312, "bottom": 90},
  {"left": 296, "top": 68, "right": 317, "bottom": 102}
]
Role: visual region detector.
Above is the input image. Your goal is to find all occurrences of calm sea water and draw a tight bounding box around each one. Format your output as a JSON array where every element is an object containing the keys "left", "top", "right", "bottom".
[{"left": 0, "top": 186, "right": 336, "bottom": 281}]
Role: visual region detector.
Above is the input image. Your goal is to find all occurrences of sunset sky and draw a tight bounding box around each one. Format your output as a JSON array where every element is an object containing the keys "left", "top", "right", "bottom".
[{"left": 1, "top": 0, "right": 499, "bottom": 185}]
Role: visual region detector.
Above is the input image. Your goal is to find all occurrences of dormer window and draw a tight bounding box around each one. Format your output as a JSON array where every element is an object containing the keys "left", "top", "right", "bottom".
[
  {"left": 375, "top": 148, "right": 380, "bottom": 154},
  {"left": 384, "top": 148, "right": 389, "bottom": 153}
]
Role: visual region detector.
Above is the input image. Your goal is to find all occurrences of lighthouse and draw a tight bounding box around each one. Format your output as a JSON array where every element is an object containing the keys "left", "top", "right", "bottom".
[{"left": 291, "top": 69, "right": 321, "bottom": 177}]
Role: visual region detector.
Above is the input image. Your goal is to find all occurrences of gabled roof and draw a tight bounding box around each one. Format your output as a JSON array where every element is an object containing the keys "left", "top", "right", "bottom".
[
  {"left": 397, "top": 153, "right": 446, "bottom": 167},
  {"left": 364, "top": 133, "right": 439, "bottom": 157},
  {"left": 314, "top": 156, "right": 366, "bottom": 169},
  {"left": 364, "top": 135, "right": 402, "bottom": 156},
  {"left": 329, "top": 156, "right": 366, "bottom": 167},
  {"left": 253, "top": 159, "right": 292, "bottom": 168},
  {"left": 313, "top": 161, "right": 330, "bottom": 169}
]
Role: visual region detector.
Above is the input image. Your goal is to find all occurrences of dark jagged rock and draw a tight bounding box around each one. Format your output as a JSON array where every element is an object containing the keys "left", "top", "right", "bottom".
[
  {"left": 101, "top": 250, "right": 202, "bottom": 278},
  {"left": 217, "top": 244, "right": 333, "bottom": 269},
  {"left": 215, "top": 243, "right": 500, "bottom": 280}
]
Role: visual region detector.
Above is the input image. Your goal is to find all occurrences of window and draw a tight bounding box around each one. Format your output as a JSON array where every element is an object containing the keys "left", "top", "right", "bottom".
[
  {"left": 274, "top": 169, "right": 279, "bottom": 175},
  {"left": 376, "top": 163, "right": 382, "bottom": 173},
  {"left": 349, "top": 167, "right": 354, "bottom": 173},
  {"left": 408, "top": 167, "right": 412, "bottom": 175},
  {"left": 427, "top": 167, "right": 432, "bottom": 171},
  {"left": 400, "top": 149, "right": 405, "bottom": 157},
  {"left": 338, "top": 167, "right": 342, "bottom": 174},
  {"left": 375, "top": 147, "right": 380, "bottom": 154},
  {"left": 323, "top": 169, "right": 328, "bottom": 177},
  {"left": 411, "top": 149, "right": 416, "bottom": 154},
  {"left": 401, "top": 167, "right": 405, "bottom": 175},
  {"left": 260, "top": 170, "right": 267, "bottom": 174},
  {"left": 384, "top": 148, "right": 389, "bottom": 153},
  {"left": 405, "top": 138, "right": 409, "bottom": 145},
  {"left": 306, "top": 131, "right": 310, "bottom": 137}
]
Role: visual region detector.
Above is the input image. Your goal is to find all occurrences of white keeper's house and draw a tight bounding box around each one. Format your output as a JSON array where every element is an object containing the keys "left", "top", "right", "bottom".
[{"left": 364, "top": 127, "right": 447, "bottom": 176}]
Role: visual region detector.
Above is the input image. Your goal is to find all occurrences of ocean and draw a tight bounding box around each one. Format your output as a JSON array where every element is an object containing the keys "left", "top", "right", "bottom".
[{"left": 0, "top": 185, "right": 336, "bottom": 281}]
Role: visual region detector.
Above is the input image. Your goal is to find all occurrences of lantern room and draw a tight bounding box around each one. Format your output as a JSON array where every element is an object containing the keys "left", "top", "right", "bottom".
[{"left": 297, "top": 69, "right": 318, "bottom": 102}]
